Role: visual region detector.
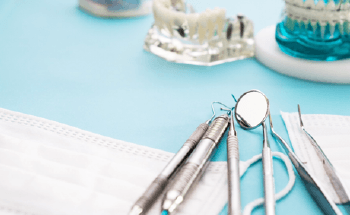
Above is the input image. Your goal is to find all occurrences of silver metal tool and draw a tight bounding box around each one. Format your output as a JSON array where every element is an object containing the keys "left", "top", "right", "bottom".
[
  {"left": 269, "top": 113, "right": 342, "bottom": 215},
  {"left": 222, "top": 107, "right": 241, "bottom": 215},
  {"left": 234, "top": 90, "right": 275, "bottom": 215},
  {"left": 128, "top": 115, "right": 215, "bottom": 215},
  {"left": 161, "top": 113, "right": 230, "bottom": 214},
  {"left": 298, "top": 105, "right": 350, "bottom": 214}
]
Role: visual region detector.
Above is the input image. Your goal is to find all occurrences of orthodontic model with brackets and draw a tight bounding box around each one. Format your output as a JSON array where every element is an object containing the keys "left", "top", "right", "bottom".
[
  {"left": 143, "top": 0, "right": 254, "bottom": 66},
  {"left": 276, "top": 0, "right": 350, "bottom": 61}
]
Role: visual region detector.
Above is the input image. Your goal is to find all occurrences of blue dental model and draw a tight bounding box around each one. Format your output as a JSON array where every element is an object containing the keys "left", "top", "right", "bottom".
[{"left": 275, "top": 0, "right": 350, "bottom": 61}]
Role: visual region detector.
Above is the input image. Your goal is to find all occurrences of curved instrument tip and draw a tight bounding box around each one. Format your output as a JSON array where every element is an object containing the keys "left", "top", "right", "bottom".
[{"left": 297, "top": 104, "right": 304, "bottom": 127}]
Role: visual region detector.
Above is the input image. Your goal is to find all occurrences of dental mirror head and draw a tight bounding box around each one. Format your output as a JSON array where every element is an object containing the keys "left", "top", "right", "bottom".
[{"left": 234, "top": 90, "right": 269, "bottom": 129}]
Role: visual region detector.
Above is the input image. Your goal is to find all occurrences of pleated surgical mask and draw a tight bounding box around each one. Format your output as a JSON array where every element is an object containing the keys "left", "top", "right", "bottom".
[{"left": 0, "top": 108, "right": 295, "bottom": 215}]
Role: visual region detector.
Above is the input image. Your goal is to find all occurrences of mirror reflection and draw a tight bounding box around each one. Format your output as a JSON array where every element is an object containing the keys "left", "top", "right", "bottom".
[{"left": 235, "top": 91, "right": 269, "bottom": 129}]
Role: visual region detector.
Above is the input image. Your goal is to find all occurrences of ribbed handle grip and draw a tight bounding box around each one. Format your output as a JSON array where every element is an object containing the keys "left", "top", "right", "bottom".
[
  {"left": 227, "top": 135, "right": 239, "bottom": 159},
  {"left": 134, "top": 176, "right": 168, "bottom": 211},
  {"left": 203, "top": 115, "right": 230, "bottom": 143},
  {"left": 184, "top": 123, "right": 209, "bottom": 149},
  {"left": 130, "top": 121, "right": 209, "bottom": 215},
  {"left": 263, "top": 147, "right": 275, "bottom": 215},
  {"left": 161, "top": 115, "right": 230, "bottom": 214},
  {"left": 227, "top": 135, "right": 241, "bottom": 215},
  {"left": 170, "top": 162, "right": 199, "bottom": 193}
]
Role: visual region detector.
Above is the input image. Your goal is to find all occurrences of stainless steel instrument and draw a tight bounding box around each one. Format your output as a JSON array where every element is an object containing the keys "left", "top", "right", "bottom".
[
  {"left": 221, "top": 105, "right": 242, "bottom": 215},
  {"left": 161, "top": 114, "right": 230, "bottom": 214},
  {"left": 227, "top": 111, "right": 242, "bottom": 215},
  {"left": 269, "top": 113, "right": 342, "bottom": 215},
  {"left": 128, "top": 119, "right": 212, "bottom": 215},
  {"left": 298, "top": 105, "right": 350, "bottom": 214},
  {"left": 234, "top": 89, "right": 275, "bottom": 215}
]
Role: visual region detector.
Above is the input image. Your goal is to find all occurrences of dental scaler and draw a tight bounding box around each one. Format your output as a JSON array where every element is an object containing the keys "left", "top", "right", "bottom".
[
  {"left": 161, "top": 114, "right": 230, "bottom": 214},
  {"left": 227, "top": 112, "right": 242, "bottom": 215},
  {"left": 128, "top": 119, "right": 211, "bottom": 215}
]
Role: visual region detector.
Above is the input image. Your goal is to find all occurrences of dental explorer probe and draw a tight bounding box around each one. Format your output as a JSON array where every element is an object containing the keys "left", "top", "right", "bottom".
[
  {"left": 128, "top": 118, "right": 213, "bottom": 215},
  {"left": 222, "top": 107, "right": 241, "bottom": 215},
  {"left": 161, "top": 114, "right": 230, "bottom": 214}
]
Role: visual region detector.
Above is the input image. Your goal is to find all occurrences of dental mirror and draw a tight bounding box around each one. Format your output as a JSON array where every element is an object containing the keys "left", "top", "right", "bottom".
[
  {"left": 234, "top": 90, "right": 269, "bottom": 129},
  {"left": 234, "top": 90, "right": 276, "bottom": 215}
]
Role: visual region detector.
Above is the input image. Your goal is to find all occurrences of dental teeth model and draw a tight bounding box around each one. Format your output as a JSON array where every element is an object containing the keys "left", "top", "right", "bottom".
[
  {"left": 79, "top": 0, "right": 152, "bottom": 17},
  {"left": 143, "top": 0, "right": 254, "bottom": 66},
  {"left": 276, "top": 0, "right": 350, "bottom": 61}
]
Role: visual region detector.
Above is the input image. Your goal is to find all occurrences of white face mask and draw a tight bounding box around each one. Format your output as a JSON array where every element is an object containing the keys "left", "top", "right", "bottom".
[
  {"left": 0, "top": 108, "right": 294, "bottom": 215},
  {"left": 282, "top": 111, "right": 350, "bottom": 204}
]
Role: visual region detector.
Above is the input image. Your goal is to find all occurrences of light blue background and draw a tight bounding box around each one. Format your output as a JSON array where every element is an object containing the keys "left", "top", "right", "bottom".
[{"left": 1, "top": 0, "right": 350, "bottom": 214}]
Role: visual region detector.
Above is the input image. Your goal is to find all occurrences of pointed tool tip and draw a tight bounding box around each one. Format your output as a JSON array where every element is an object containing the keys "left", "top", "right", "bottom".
[{"left": 297, "top": 104, "right": 304, "bottom": 127}]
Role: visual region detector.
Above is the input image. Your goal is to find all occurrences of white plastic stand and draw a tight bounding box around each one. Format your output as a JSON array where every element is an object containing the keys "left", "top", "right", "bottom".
[{"left": 255, "top": 25, "right": 350, "bottom": 84}]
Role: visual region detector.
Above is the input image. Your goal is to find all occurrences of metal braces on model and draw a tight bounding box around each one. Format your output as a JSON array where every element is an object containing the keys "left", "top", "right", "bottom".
[{"left": 284, "top": 0, "right": 350, "bottom": 38}]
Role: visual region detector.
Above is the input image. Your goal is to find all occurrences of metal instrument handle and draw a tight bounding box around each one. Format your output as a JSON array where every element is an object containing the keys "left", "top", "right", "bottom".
[
  {"left": 183, "top": 123, "right": 210, "bottom": 148},
  {"left": 169, "top": 138, "right": 218, "bottom": 197},
  {"left": 163, "top": 114, "right": 230, "bottom": 213},
  {"left": 263, "top": 147, "right": 275, "bottom": 215},
  {"left": 133, "top": 176, "right": 168, "bottom": 212},
  {"left": 161, "top": 122, "right": 209, "bottom": 177},
  {"left": 130, "top": 122, "right": 209, "bottom": 214},
  {"left": 227, "top": 135, "right": 241, "bottom": 215},
  {"left": 170, "top": 162, "right": 201, "bottom": 195}
]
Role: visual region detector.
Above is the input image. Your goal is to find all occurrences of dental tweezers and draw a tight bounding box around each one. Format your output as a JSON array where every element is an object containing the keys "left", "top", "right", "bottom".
[
  {"left": 269, "top": 114, "right": 343, "bottom": 215},
  {"left": 298, "top": 105, "right": 350, "bottom": 214}
]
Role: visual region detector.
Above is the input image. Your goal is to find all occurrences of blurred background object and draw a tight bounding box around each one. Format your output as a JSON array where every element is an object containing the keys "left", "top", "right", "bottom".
[
  {"left": 144, "top": 0, "right": 254, "bottom": 65},
  {"left": 79, "top": 0, "right": 152, "bottom": 17}
]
